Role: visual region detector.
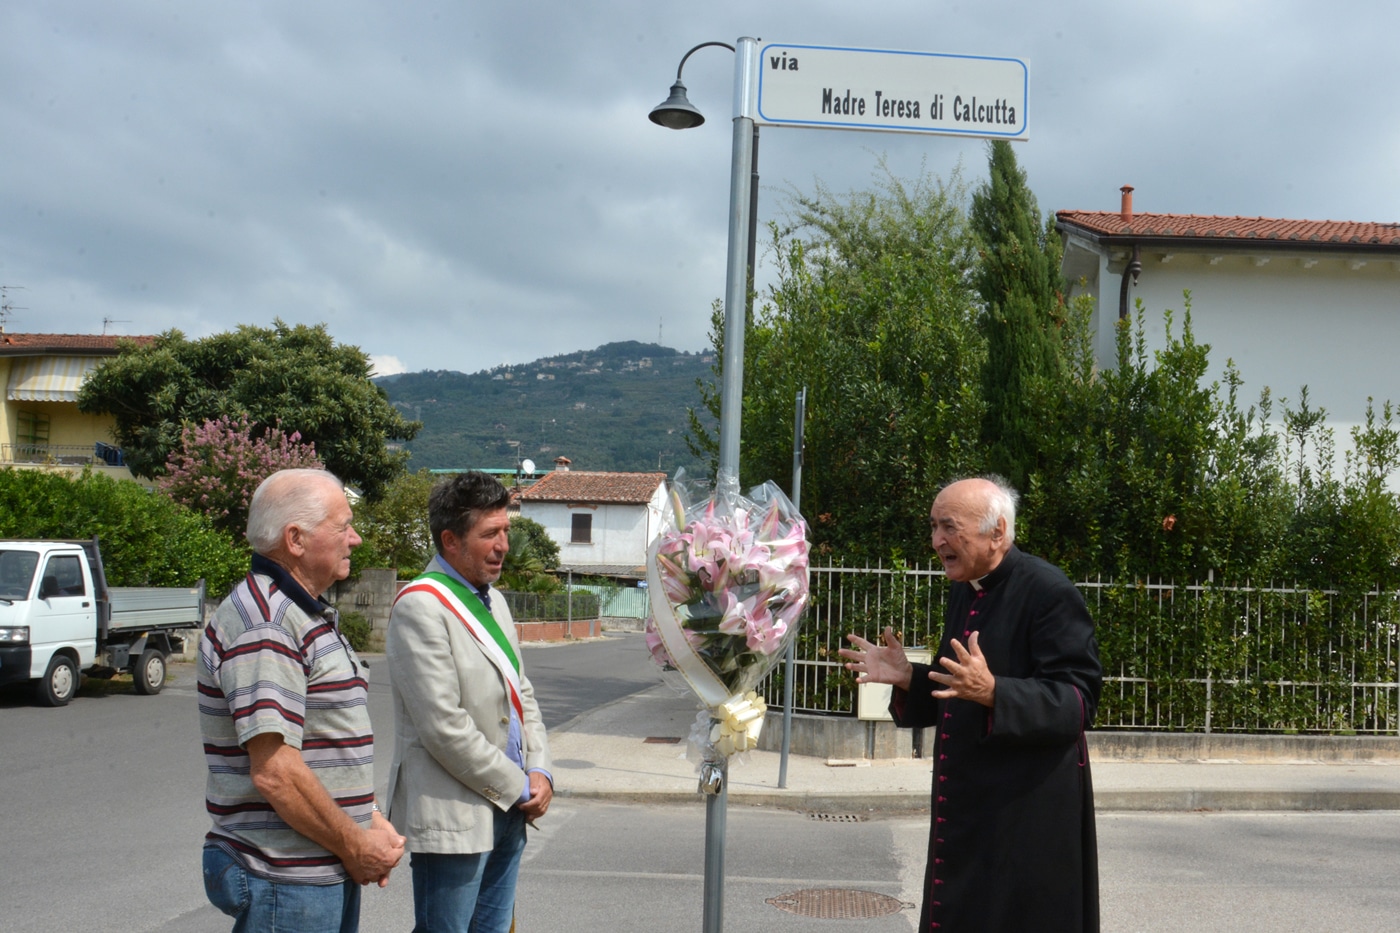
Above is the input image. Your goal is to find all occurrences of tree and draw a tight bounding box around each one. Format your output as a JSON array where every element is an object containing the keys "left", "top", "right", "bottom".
[
  {"left": 969, "top": 140, "right": 1066, "bottom": 491},
  {"left": 77, "top": 320, "right": 420, "bottom": 499},
  {"left": 0, "top": 468, "right": 246, "bottom": 596},
  {"left": 510, "top": 515, "right": 560, "bottom": 570},
  {"left": 501, "top": 518, "right": 561, "bottom": 593},
  {"left": 352, "top": 468, "right": 437, "bottom": 577},
  {"left": 690, "top": 161, "right": 986, "bottom": 561},
  {"left": 159, "top": 414, "right": 323, "bottom": 538},
  {"left": 1023, "top": 296, "right": 1297, "bottom": 583}
]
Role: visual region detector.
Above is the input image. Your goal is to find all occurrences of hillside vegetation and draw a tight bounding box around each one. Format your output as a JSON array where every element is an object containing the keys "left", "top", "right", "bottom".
[{"left": 379, "top": 341, "right": 716, "bottom": 475}]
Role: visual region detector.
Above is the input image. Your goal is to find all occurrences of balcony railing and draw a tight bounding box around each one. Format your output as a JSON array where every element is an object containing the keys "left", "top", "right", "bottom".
[{"left": 1, "top": 443, "right": 126, "bottom": 467}]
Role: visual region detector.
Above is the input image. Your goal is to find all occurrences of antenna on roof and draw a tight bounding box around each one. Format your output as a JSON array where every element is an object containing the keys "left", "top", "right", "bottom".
[
  {"left": 102, "top": 317, "right": 132, "bottom": 335},
  {"left": 0, "top": 285, "right": 27, "bottom": 334}
]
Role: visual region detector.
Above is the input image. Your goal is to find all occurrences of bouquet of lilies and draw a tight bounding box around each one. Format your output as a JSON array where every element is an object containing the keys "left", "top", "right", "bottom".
[{"left": 645, "top": 476, "right": 810, "bottom": 718}]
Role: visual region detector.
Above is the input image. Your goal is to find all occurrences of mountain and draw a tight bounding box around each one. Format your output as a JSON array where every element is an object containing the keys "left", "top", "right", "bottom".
[{"left": 379, "top": 341, "right": 717, "bottom": 475}]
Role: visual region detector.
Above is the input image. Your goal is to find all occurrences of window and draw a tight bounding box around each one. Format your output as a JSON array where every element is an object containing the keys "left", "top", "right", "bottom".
[
  {"left": 571, "top": 513, "right": 592, "bottom": 544},
  {"left": 16, "top": 410, "right": 50, "bottom": 446},
  {"left": 16, "top": 410, "right": 51, "bottom": 460},
  {"left": 43, "top": 555, "right": 87, "bottom": 598}
]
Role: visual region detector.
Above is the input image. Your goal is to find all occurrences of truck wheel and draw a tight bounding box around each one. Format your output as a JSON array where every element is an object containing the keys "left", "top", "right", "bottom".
[
  {"left": 37, "top": 655, "right": 78, "bottom": 707},
  {"left": 133, "top": 649, "right": 167, "bottom": 696}
]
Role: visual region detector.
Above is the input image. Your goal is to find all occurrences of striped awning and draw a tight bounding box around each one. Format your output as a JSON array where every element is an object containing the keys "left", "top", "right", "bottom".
[{"left": 6, "top": 356, "right": 103, "bottom": 402}]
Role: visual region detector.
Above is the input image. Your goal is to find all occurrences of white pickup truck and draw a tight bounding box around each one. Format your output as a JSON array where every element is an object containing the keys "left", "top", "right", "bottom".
[{"left": 0, "top": 539, "right": 205, "bottom": 706}]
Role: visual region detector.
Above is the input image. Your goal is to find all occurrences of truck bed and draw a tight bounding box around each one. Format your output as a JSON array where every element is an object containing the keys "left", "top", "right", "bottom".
[{"left": 107, "top": 583, "right": 206, "bottom": 632}]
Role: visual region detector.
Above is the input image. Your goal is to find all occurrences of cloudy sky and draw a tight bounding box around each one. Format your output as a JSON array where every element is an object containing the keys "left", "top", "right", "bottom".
[{"left": 4, "top": 1, "right": 1397, "bottom": 382}]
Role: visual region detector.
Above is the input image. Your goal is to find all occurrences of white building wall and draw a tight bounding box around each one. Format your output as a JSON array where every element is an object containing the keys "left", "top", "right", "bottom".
[
  {"left": 1066, "top": 241, "right": 1400, "bottom": 431},
  {"left": 520, "top": 482, "right": 667, "bottom": 568}
]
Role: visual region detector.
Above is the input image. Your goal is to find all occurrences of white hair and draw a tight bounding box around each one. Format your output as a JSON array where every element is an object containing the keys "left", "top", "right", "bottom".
[
  {"left": 245, "top": 468, "right": 341, "bottom": 555},
  {"left": 975, "top": 475, "right": 1019, "bottom": 544}
]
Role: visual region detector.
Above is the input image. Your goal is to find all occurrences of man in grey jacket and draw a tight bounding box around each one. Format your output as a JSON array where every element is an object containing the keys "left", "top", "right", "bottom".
[{"left": 386, "top": 471, "right": 553, "bottom": 933}]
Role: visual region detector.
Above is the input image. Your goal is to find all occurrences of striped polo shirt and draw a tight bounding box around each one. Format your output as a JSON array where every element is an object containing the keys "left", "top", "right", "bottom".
[{"left": 198, "top": 553, "right": 374, "bottom": 884}]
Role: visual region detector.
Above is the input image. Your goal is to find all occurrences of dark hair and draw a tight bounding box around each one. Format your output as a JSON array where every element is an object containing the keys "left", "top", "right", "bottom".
[{"left": 429, "top": 472, "right": 511, "bottom": 553}]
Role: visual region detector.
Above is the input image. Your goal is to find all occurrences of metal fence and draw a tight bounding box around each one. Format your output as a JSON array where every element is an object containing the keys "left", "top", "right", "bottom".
[
  {"left": 501, "top": 590, "right": 601, "bottom": 622},
  {"left": 571, "top": 584, "right": 652, "bottom": 620},
  {"left": 0, "top": 443, "right": 126, "bottom": 467},
  {"left": 756, "top": 563, "right": 1400, "bottom": 735}
]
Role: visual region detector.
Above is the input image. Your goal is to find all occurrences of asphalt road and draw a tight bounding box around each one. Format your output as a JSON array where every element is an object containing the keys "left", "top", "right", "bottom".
[
  {"left": 4, "top": 632, "right": 1400, "bottom": 932},
  {"left": 522, "top": 630, "right": 667, "bottom": 730}
]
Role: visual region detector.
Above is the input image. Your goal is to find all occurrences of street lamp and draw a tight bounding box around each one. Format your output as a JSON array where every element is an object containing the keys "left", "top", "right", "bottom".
[
  {"left": 649, "top": 38, "right": 759, "bottom": 495},
  {"left": 649, "top": 37, "right": 760, "bottom": 933},
  {"left": 648, "top": 41, "right": 732, "bottom": 129}
]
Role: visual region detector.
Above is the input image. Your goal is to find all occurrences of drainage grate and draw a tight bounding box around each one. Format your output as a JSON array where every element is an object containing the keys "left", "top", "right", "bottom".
[
  {"left": 642, "top": 736, "right": 682, "bottom": 744},
  {"left": 766, "top": 888, "right": 911, "bottom": 919},
  {"left": 806, "top": 811, "right": 868, "bottom": 823}
]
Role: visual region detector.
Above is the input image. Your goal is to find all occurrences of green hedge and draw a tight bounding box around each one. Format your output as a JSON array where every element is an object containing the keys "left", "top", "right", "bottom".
[{"left": 0, "top": 468, "right": 247, "bottom": 597}]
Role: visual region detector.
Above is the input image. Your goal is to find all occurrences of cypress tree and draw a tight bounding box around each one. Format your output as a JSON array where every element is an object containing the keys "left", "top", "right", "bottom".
[{"left": 970, "top": 140, "right": 1065, "bottom": 491}]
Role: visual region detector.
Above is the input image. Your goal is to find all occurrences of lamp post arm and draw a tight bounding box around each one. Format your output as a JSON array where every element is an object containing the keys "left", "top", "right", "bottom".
[{"left": 674, "top": 41, "right": 736, "bottom": 80}]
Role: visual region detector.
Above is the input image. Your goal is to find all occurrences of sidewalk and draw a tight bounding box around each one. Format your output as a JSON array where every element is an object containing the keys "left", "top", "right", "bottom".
[{"left": 549, "top": 684, "right": 1400, "bottom": 812}]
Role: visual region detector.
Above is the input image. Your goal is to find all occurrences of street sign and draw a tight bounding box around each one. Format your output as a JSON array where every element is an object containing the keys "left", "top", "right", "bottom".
[{"left": 755, "top": 43, "right": 1028, "bottom": 139}]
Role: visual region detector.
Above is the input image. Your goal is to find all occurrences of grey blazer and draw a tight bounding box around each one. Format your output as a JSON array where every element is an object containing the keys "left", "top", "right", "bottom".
[{"left": 384, "top": 573, "right": 551, "bottom": 855}]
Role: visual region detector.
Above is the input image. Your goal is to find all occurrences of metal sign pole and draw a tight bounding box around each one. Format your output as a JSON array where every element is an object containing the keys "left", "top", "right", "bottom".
[
  {"left": 779, "top": 386, "right": 806, "bottom": 788},
  {"left": 702, "top": 36, "right": 759, "bottom": 933}
]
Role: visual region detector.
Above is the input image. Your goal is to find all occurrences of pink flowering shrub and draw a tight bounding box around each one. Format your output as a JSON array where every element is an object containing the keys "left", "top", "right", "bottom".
[{"left": 159, "top": 414, "right": 322, "bottom": 537}]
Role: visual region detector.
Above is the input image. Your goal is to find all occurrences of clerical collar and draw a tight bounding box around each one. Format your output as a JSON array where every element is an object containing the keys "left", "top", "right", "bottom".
[{"left": 969, "top": 547, "right": 1019, "bottom": 592}]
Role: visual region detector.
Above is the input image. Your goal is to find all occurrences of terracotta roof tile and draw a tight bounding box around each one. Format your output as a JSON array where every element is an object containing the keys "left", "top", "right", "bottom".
[
  {"left": 0, "top": 333, "right": 157, "bottom": 355},
  {"left": 1056, "top": 211, "right": 1400, "bottom": 248},
  {"left": 519, "top": 471, "right": 667, "bottom": 504}
]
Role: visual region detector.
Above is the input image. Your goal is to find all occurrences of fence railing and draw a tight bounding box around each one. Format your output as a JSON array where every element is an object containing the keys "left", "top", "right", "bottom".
[
  {"left": 501, "top": 590, "right": 601, "bottom": 623},
  {"left": 571, "top": 584, "right": 651, "bottom": 620},
  {"left": 1, "top": 443, "right": 126, "bottom": 467},
  {"left": 756, "top": 563, "right": 1400, "bottom": 735}
]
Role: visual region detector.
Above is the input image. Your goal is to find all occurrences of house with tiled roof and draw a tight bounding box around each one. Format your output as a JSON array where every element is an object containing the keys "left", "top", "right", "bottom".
[
  {"left": 517, "top": 464, "right": 668, "bottom": 579},
  {"left": 0, "top": 332, "right": 154, "bottom": 479},
  {"left": 1057, "top": 186, "right": 1400, "bottom": 426}
]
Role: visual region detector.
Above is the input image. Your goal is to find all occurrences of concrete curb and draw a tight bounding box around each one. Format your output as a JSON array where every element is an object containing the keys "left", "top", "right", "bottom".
[
  {"left": 556, "top": 786, "right": 933, "bottom": 813},
  {"left": 1093, "top": 789, "right": 1400, "bottom": 812},
  {"left": 556, "top": 785, "right": 1400, "bottom": 813}
]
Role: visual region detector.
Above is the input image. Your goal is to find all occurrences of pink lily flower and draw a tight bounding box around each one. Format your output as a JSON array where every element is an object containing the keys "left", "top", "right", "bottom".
[
  {"left": 756, "top": 499, "right": 785, "bottom": 539},
  {"left": 717, "top": 588, "right": 748, "bottom": 636},
  {"left": 644, "top": 623, "right": 675, "bottom": 666},
  {"left": 758, "top": 534, "right": 809, "bottom": 592},
  {"left": 744, "top": 600, "right": 786, "bottom": 654},
  {"left": 686, "top": 517, "right": 733, "bottom": 590}
]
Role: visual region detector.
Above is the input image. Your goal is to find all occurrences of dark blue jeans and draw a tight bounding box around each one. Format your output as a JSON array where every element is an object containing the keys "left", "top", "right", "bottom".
[
  {"left": 203, "top": 844, "right": 360, "bottom": 933},
  {"left": 410, "top": 807, "right": 527, "bottom": 933}
]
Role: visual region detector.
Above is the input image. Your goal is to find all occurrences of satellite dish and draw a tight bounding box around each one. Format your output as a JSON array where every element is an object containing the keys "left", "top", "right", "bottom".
[{"left": 521, "top": 458, "right": 536, "bottom": 475}]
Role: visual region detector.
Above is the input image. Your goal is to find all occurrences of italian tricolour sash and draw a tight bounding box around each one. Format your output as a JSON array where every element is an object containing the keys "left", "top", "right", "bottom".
[{"left": 395, "top": 571, "right": 524, "bottom": 721}]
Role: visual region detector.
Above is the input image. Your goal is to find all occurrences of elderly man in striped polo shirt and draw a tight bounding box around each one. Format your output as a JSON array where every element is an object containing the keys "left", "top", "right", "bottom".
[{"left": 198, "top": 468, "right": 405, "bottom": 933}]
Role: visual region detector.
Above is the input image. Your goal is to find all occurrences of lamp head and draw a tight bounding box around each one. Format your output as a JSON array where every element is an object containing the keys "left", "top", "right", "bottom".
[{"left": 649, "top": 80, "right": 705, "bottom": 130}]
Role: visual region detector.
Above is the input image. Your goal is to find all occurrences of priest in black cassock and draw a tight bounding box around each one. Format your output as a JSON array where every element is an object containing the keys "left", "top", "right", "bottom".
[{"left": 840, "top": 476, "right": 1101, "bottom": 932}]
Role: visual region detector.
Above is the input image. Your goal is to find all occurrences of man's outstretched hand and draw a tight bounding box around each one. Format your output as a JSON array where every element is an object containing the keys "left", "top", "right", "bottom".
[
  {"left": 838, "top": 626, "right": 914, "bottom": 692},
  {"left": 928, "top": 631, "right": 996, "bottom": 707}
]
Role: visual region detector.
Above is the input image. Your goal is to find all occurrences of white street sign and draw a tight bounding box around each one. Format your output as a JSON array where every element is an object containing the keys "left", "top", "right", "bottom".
[{"left": 755, "top": 43, "right": 1028, "bottom": 139}]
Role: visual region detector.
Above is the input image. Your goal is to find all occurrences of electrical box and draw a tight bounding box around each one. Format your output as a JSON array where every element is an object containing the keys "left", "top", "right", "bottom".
[{"left": 856, "top": 649, "right": 931, "bottom": 720}]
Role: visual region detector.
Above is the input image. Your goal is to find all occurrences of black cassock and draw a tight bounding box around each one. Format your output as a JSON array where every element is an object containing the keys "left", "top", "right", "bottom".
[{"left": 891, "top": 546, "right": 1102, "bottom": 932}]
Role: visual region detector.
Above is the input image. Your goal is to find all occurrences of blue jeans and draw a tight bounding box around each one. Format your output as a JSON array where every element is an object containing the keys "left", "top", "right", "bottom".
[
  {"left": 203, "top": 844, "right": 361, "bottom": 933},
  {"left": 411, "top": 808, "right": 527, "bottom": 933}
]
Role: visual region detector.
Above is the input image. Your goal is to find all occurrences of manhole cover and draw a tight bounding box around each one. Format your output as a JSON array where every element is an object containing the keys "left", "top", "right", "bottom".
[
  {"left": 766, "top": 888, "right": 910, "bottom": 919},
  {"left": 807, "top": 811, "right": 868, "bottom": 822}
]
